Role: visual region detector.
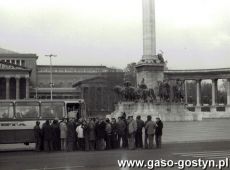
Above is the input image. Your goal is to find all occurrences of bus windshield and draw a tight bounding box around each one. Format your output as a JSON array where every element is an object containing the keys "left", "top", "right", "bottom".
[
  {"left": 15, "top": 101, "right": 39, "bottom": 119},
  {"left": 0, "top": 102, "right": 14, "bottom": 119}
]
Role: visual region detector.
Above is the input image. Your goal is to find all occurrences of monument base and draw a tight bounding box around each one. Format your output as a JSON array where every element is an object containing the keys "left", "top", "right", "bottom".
[
  {"left": 136, "top": 63, "right": 165, "bottom": 90},
  {"left": 111, "top": 102, "right": 202, "bottom": 121}
]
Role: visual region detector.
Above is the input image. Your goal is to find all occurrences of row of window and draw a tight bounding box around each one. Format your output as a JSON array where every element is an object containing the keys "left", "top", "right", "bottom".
[
  {"left": 38, "top": 82, "right": 74, "bottom": 88},
  {"left": 0, "top": 59, "right": 25, "bottom": 67},
  {"left": 32, "top": 95, "right": 80, "bottom": 100},
  {"left": 37, "top": 67, "right": 108, "bottom": 73},
  {"left": 0, "top": 105, "right": 64, "bottom": 119}
]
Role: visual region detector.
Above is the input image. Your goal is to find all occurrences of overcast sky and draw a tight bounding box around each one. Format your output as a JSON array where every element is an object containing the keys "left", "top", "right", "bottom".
[{"left": 0, "top": 0, "right": 229, "bottom": 69}]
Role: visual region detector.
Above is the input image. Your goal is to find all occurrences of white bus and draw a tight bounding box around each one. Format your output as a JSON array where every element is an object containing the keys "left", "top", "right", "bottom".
[{"left": 0, "top": 99, "right": 86, "bottom": 144}]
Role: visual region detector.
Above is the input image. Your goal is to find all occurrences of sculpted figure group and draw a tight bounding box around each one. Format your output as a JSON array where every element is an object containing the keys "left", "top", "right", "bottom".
[{"left": 114, "top": 79, "right": 184, "bottom": 103}]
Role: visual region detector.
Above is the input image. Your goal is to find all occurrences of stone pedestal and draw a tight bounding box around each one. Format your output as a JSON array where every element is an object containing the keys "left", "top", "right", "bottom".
[
  {"left": 136, "top": 63, "right": 165, "bottom": 90},
  {"left": 111, "top": 102, "right": 202, "bottom": 121}
]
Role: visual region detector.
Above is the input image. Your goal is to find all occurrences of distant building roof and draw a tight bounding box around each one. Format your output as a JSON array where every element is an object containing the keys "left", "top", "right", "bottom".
[
  {"left": 73, "top": 76, "right": 107, "bottom": 87},
  {"left": 0, "top": 47, "right": 18, "bottom": 54}
]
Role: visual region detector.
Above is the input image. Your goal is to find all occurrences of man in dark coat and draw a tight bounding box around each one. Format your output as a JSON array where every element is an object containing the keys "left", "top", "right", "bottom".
[
  {"left": 105, "top": 118, "right": 112, "bottom": 150},
  {"left": 51, "top": 119, "right": 60, "bottom": 151},
  {"left": 42, "top": 120, "right": 53, "bottom": 152},
  {"left": 121, "top": 113, "right": 128, "bottom": 148},
  {"left": 83, "top": 120, "right": 89, "bottom": 151},
  {"left": 135, "top": 115, "right": 144, "bottom": 148},
  {"left": 155, "top": 117, "right": 163, "bottom": 148},
  {"left": 34, "top": 121, "right": 42, "bottom": 151},
  {"left": 117, "top": 117, "right": 126, "bottom": 148},
  {"left": 66, "top": 119, "right": 76, "bottom": 151},
  {"left": 95, "top": 118, "right": 106, "bottom": 150},
  {"left": 111, "top": 118, "right": 118, "bottom": 149}
]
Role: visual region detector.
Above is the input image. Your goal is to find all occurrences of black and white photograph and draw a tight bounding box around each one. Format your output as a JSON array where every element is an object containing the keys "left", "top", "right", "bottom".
[{"left": 0, "top": 0, "right": 230, "bottom": 169}]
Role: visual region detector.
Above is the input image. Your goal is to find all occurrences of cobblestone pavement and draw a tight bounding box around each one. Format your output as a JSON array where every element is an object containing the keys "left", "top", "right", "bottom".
[{"left": 0, "top": 141, "right": 230, "bottom": 170}]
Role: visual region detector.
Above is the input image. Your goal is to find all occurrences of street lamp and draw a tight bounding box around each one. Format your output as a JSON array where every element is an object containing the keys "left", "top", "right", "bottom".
[{"left": 45, "top": 54, "right": 57, "bottom": 101}]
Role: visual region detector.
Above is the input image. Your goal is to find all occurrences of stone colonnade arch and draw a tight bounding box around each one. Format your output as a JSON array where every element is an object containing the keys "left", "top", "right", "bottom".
[{"left": 164, "top": 68, "right": 230, "bottom": 111}]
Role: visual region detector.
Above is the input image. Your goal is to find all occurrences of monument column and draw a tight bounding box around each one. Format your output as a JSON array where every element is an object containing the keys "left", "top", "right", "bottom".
[
  {"left": 136, "top": 0, "right": 165, "bottom": 90},
  {"left": 5, "top": 76, "right": 10, "bottom": 100},
  {"left": 196, "top": 79, "right": 201, "bottom": 107},
  {"left": 142, "top": 0, "right": 156, "bottom": 60}
]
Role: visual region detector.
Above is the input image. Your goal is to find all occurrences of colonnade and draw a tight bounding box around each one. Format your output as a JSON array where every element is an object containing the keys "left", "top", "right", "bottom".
[
  {"left": 0, "top": 75, "right": 30, "bottom": 100},
  {"left": 184, "top": 79, "right": 230, "bottom": 107}
]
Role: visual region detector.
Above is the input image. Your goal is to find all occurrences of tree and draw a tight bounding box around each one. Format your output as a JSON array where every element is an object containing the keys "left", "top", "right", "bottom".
[{"left": 124, "top": 62, "right": 137, "bottom": 87}]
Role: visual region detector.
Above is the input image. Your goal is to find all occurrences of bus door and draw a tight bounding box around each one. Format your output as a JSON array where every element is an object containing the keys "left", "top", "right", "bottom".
[{"left": 66, "top": 102, "right": 80, "bottom": 120}]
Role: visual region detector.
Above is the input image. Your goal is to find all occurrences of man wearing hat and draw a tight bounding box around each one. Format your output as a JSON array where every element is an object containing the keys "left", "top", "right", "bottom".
[{"left": 34, "top": 121, "right": 42, "bottom": 151}]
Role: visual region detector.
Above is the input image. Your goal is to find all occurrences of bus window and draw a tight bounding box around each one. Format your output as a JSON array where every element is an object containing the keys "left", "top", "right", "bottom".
[
  {"left": 0, "top": 102, "right": 14, "bottom": 119},
  {"left": 41, "top": 102, "right": 64, "bottom": 119},
  {"left": 15, "top": 101, "right": 39, "bottom": 119}
]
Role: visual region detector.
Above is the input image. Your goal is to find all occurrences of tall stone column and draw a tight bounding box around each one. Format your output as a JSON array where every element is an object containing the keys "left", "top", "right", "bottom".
[
  {"left": 227, "top": 79, "right": 230, "bottom": 105},
  {"left": 142, "top": 0, "right": 157, "bottom": 61},
  {"left": 136, "top": 0, "right": 165, "bottom": 90},
  {"left": 16, "top": 76, "right": 20, "bottom": 99},
  {"left": 196, "top": 80, "right": 201, "bottom": 106},
  {"left": 184, "top": 80, "right": 188, "bottom": 104},
  {"left": 211, "top": 79, "right": 218, "bottom": 106},
  {"left": 5, "top": 76, "right": 10, "bottom": 100},
  {"left": 215, "top": 79, "right": 218, "bottom": 104},
  {"left": 25, "top": 77, "right": 30, "bottom": 99}
]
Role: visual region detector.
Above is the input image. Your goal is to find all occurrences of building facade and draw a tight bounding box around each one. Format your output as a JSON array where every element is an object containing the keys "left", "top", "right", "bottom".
[{"left": 0, "top": 48, "right": 124, "bottom": 116}]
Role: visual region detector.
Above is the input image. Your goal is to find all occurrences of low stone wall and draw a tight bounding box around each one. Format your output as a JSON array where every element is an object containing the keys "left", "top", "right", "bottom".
[
  {"left": 202, "top": 112, "right": 230, "bottom": 119},
  {"left": 111, "top": 102, "right": 202, "bottom": 121}
]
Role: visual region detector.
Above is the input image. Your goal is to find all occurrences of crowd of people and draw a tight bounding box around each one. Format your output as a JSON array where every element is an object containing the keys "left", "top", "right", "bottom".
[{"left": 33, "top": 113, "right": 163, "bottom": 152}]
